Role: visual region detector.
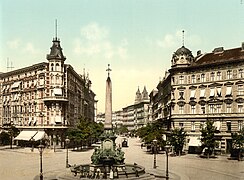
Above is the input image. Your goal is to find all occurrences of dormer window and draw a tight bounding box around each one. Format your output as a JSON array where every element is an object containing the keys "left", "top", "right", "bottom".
[
  {"left": 179, "top": 76, "right": 184, "bottom": 84},
  {"left": 227, "top": 70, "right": 232, "bottom": 79},
  {"left": 191, "top": 75, "right": 196, "bottom": 83},
  {"left": 217, "top": 71, "right": 222, "bottom": 80},
  {"left": 201, "top": 74, "right": 205, "bottom": 82},
  {"left": 210, "top": 72, "right": 215, "bottom": 81},
  {"left": 239, "top": 69, "right": 243, "bottom": 78}
]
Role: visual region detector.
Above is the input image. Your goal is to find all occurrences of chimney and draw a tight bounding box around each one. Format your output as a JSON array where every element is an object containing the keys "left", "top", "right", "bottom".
[
  {"left": 197, "top": 50, "right": 201, "bottom": 56},
  {"left": 242, "top": 42, "right": 244, "bottom": 50},
  {"left": 213, "top": 47, "right": 224, "bottom": 54}
]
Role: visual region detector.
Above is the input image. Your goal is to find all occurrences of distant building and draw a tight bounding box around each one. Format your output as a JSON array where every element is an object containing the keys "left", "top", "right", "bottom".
[
  {"left": 96, "top": 86, "right": 150, "bottom": 131},
  {"left": 0, "top": 36, "right": 96, "bottom": 146},
  {"left": 123, "top": 86, "right": 149, "bottom": 131},
  {"left": 149, "top": 43, "right": 244, "bottom": 153}
]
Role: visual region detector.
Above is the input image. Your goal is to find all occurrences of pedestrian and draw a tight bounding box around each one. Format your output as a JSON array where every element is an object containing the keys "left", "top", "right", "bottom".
[{"left": 141, "top": 143, "right": 143, "bottom": 149}]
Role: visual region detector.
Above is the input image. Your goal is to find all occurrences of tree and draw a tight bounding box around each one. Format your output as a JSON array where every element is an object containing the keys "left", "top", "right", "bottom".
[
  {"left": 66, "top": 118, "right": 104, "bottom": 150},
  {"left": 200, "top": 119, "right": 217, "bottom": 158},
  {"left": 115, "top": 125, "right": 129, "bottom": 135},
  {"left": 136, "top": 120, "right": 165, "bottom": 150},
  {"left": 168, "top": 128, "right": 187, "bottom": 156},
  {"left": 231, "top": 128, "right": 244, "bottom": 161}
]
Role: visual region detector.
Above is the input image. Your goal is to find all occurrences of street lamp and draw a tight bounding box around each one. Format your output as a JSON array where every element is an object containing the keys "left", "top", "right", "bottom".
[
  {"left": 38, "top": 145, "right": 45, "bottom": 180},
  {"left": 153, "top": 138, "right": 157, "bottom": 169},
  {"left": 165, "top": 145, "right": 171, "bottom": 180},
  {"left": 31, "top": 138, "right": 35, "bottom": 152},
  {"left": 65, "top": 137, "right": 70, "bottom": 168}
]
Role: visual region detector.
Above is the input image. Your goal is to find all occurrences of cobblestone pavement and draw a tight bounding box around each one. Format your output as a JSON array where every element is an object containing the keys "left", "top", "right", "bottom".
[{"left": 0, "top": 137, "right": 243, "bottom": 180}]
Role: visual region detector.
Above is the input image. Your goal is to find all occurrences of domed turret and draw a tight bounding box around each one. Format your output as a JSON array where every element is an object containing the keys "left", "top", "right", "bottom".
[{"left": 171, "top": 45, "right": 194, "bottom": 68}]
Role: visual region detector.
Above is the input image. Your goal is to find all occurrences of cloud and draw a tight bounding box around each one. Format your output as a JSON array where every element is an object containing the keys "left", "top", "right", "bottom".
[
  {"left": 74, "top": 22, "right": 128, "bottom": 60},
  {"left": 22, "top": 42, "right": 40, "bottom": 54},
  {"left": 80, "top": 22, "right": 109, "bottom": 41},
  {"left": 157, "top": 30, "right": 202, "bottom": 49},
  {"left": 7, "top": 39, "right": 41, "bottom": 55},
  {"left": 7, "top": 39, "right": 21, "bottom": 49}
]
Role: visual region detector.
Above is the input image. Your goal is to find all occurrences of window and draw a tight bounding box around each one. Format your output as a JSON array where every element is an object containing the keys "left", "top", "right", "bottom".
[
  {"left": 190, "top": 90, "right": 196, "bottom": 99},
  {"left": 200, "top": 89, "right": 205, "bottom": 98},
  {"left": 217, "top": 71, "right": 222, "bottom": 80},
  {"left": 238, "top": 121, "right": 243, "bottom": 131},
  {"left": 201, "top": 105, "right": 206, "bottom": 114},
  {"left": 179, "top": 91, "right": 184, "bottom": 100},
  {"left": 200, "top": 121, "right": 205, "bottom": 129},
  {"left": 210, "top": 88, "right": 215, "bottom": 97},
  {"left": 192, "top": 75, "right": 196, "bottom": 83},
  {"left": 191, "top": 105, "right": 196, "bottom": 114},
  {"left": 210, "top": 72, "right": 215, "bottom": 81},
  {"left": 226, "top": 121, "right": 231, "bottom": 132},
  {"left": 227, "top": 70, "right": 232, "bottom": 79},
  {"left": 238, "top": 103, "right": 244, "bottom": 113},
  {"left": 226, "top": 104, "right": 232, "bottom": 113},
  {"left": 239, "top": 69, "right": 243, "bottom": 78},
  {"left": 216, "top": 104, "right": 221, "bottom": 113},
  {"left": 238, "top": 85, "right": 244, "bottom": 95},
  {"left": 179, "top": 105, "right": 184, "bottom": 114},
  {"left": 209, "top": 104, "right": 215, "bottom": 113},
  {"left": 191, "top": 121, "right": 195, "bottom": 131},
  {"left": 179, "top": 122, "right": 184, "bottom": 128},
  {"left": 201, "top": 74, "right": 205, "bottom": 82},
  {"left": 226, "top": 86, "right": 232, "bottom": 96},
  {"left": 179, "top": 76, "right": 184, "bottom": 84}
]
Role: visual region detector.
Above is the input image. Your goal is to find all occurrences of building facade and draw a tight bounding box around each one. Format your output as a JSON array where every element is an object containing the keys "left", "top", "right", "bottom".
[
  {"left": 150, "top": 43, "right": 244, "bottom": 153},
  {"left": 0, "top": 37, "right": 96, "bottom": 145},
  {"left": 97, "top": 86, "right": 150, "bottom": 131}
]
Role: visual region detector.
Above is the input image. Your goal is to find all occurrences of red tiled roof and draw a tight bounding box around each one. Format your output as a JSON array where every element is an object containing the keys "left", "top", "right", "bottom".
[{"left": 195, "top": 47, "right": 244, "bottom": 65}]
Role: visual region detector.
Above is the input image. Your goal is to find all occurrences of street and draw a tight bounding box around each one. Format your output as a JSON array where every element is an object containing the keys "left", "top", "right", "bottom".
[{"left": 0, "top": 137, "right": 243, "bottom": 180}]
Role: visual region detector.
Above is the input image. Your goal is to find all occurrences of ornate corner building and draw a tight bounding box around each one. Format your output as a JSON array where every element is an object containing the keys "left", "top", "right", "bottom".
[
  {"left": 0, "top": 37, "right": 96, "bottom": 145},
  {"left": 150, "top": 43, "right": 244, "bottom": 153}
]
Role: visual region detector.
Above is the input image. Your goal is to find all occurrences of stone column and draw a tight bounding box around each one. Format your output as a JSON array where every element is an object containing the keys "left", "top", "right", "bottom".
[{"left": 104, "top": 76, "right": 112, "bottom": 130}]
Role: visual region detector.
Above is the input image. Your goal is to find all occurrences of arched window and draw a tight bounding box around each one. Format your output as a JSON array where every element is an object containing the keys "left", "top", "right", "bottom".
[
  {"left": 51, "top": 63, "right": 54, "bottom": 71},
  {"left": 56, "top": 63, "right": 60, "bottom": 71}
]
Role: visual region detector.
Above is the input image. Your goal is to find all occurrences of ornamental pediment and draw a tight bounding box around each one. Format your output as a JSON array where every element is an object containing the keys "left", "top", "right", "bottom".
[
  {"left": 224, "top": 81, "right": 234, "bottom": 86},
  {"left": 235, "top": 98, "right": 244, "bottom": 103},
  {"left": 177, "top": 101, "right": 186, "bottom": 106},
  {"left": 224, "top": 99, "right": 233, "bottom": 104},
  {"left": 235, "top": 81, "right": 244, "bottom": 85},
  {"left": 208, "top": 82, "right": 222, "bottom": 88},
  {"left": 199, "top": 84, "right": 207, "bottom": 89},
  {"left": 198, "top": 100, "right": 206, "bottom": 105},
  {"left": 189, "top": 85, "right": 197, "bottom": 90},
  {"left": 177, "top": 86, "right": 186, "bottom": 90}
]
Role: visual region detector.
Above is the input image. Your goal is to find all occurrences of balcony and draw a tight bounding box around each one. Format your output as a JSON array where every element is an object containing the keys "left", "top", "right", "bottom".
[{"left": 43, "top": 96, "right": 68, "bottom": 102}]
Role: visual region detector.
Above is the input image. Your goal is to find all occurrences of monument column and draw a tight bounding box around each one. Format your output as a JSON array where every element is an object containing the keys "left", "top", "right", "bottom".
[{"left": 104, "top": 64, "right": 112, "bottom": 130}]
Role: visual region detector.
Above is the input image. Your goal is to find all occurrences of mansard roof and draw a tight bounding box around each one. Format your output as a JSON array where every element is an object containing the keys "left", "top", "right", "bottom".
[
  {"left": 47, "top": 38, "right": 66, "bottom": 61},
  {"left": 195, "top": 47, "right": 244, "bottom": 65}
]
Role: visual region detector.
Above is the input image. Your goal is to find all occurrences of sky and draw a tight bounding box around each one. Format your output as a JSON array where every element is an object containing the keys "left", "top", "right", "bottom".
[{"left": 1, "top": 0, "right": 244, "bottom": 113}]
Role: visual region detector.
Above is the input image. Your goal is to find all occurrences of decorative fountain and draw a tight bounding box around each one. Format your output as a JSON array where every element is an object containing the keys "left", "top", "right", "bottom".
[{"left": 70, "top": 65, "right": 145, "bottom": 179}]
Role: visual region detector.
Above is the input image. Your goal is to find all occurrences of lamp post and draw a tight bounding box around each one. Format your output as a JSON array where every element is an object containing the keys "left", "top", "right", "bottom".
[
  {"left": 65, "top": 137, "right": 70, "bottom": 168},
  {"left": 31, "top": 138, "right": 35, "bottom": 152},
  {"left": 38, "top": 145, "right": 45, "bottom": 180},
  {"left": 165, "top": 145, "right": 170, "bottom": 180},
  {"left": 153, "top": 138, "right": 157, "bottom": 169}
]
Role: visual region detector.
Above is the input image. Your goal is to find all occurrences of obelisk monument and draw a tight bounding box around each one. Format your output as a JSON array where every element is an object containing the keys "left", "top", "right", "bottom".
[{"left": 104, "top": 64, "right": 112, "bottom": 130}]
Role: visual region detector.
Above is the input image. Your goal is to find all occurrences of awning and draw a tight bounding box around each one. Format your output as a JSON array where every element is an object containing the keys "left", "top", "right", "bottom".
[
  {"left": 210, "top": 88, "right": 215, "bottom": 97},
  {"left": 200, "top": 89, "right": 205, "bottom": 97},
  {"left": 217, "top": 87, "right": 222, "bottom": 96},
  {"left": 214, "top": 121, "right": 221, "bottom": 131},
  {"left": 190, "top": 90, "right": 195, "bottom": 98},
  {"left": 226, "top": 86, "right": 232, "bottom": 96},
  {"left": 33, "top": 131, "right": 45, "bottom": 141},
  {"left": 54, "top": 88, "right": 62, "bottom": 96},
  {"left": 55, "top": 115, "right": 62, "bottom": 123},
  {"left": 188, "top": 137, "right": 201, "bottom": 147},
  {"left": 12, "top": 81, "right": 21, "bottom": 89},
  {"left": 14, "top": 131, "right": 37, "bottom": 141}
]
